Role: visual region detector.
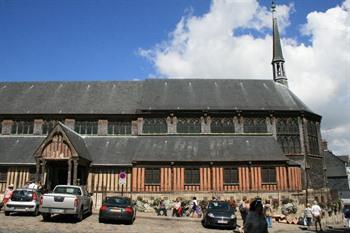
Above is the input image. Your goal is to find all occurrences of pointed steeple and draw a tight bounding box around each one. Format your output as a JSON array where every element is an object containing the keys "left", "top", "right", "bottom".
[{"left": 271, "top": 1, "right": 288, "bottom": 87}]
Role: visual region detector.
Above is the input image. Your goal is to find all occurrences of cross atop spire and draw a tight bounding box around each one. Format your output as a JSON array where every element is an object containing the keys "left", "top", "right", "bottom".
[{"left": 271, "top": 0, "right": 288, "bottom": 87}]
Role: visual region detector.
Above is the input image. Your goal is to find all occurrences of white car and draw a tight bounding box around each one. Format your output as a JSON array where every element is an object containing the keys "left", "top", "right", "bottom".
[{"left": 4, "top": 188, "right": 41, "bottom": 216}]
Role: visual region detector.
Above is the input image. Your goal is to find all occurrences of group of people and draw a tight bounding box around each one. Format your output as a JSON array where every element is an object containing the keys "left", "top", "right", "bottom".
[
  {"left": 156, "top": 197, "right": 202, "bottom": 218},
  {"left": 304, "top": 201, "right": 324, "bottom": 232}
]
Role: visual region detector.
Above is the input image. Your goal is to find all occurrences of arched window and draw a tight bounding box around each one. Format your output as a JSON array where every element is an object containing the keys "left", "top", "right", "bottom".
[
  {"left": 276, "top": 118, "right": 301, "bottom": 154},
  {"left": 143, "top": 118, "right": 167, "bottom": 134},
  {"left": 177, "top": 118, "right": 201, "bottom": 134},
  {"left": 210, "top": 118, "right": 235, "bottom": 133},
  {"left": 243, "top": 118, "right": 267, "bottom": 133},
  {"left": 307, "top": 121, "right": 319, "bottom": 155}
]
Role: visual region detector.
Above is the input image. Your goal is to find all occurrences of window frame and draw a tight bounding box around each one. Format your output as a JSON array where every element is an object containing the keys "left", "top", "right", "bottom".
[
  {"left": 74, "top": 121, "right": 98, "bottom": 135},
  {"left": 11, "top": 121, "right": 34, "bottom": 135},
  {"left": 210, "top": 118, "right": 235, "bottom": 134},
  {"left": 144, "top": 168, "right": 161, "bottom": 185},
  {"left": 0, "top": 167, "right": 8, "bottom": 183},
  {"left": 261, "top": 167, "right": 277, "bottom": 184},
  {"left": 142, "top": 118, "right": 167, "bottom": 134},
  {"left": 184, "top": 168, "right": 200, "bottom": 185},
  {"left": 177, "top": 118, "right": 201, "bottom": 134},
  {"left": 223, "top": 168, "right": 239, "bottom": 185},
  {"left": 243, "top": 118, "right": 267, "bottom": 133},
  {"left": 107, "top": 121, "right": 132, "bottom": 135}
]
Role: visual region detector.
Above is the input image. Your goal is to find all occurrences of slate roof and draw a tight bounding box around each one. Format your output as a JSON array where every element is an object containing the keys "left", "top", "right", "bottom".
[
  {"left": 140, "top": 79, "right": 311, "bottom": 112},
  {"left": 0, "top": 79, "right": 315, "bottom": 114},
  {"left": 84, "top": 135, "right": 288, "bottom": 165},
  {"left": 325, "top": 150, "right": 347, "bottom": 177},
  {"left": 0, "top": 81, "right": 142, "bottom": 114},
  {"left": 0, "top": 135, "right": 288, "bottom": 165},
  {"left": 59, "top": 123, "right": 91, "bottom": 161},
  {"left": 0, "top": 136, "right": 42, "bottom": 164}
]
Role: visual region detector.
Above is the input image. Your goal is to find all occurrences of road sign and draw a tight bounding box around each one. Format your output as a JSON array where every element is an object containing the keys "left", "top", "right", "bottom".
[{"left": 119, "top": 170, "right": 126, "bottom": 185}]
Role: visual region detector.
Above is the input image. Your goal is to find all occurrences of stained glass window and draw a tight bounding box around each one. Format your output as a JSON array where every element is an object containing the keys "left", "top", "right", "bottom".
[
  {"left": 276, "top": 118, "right": 301, "bottom": 154},
  {"left": 307, "top": 121, "right": 320, "bottom": 155},
  {"left": 211, "top": 118, "right": 235, "bottom": 133},
  {"left": 108, "top": 121, "right": 131, "bottom": 135},
  {"left": 243, "top": 118, "right": 267, "bottom": 133},
  {"left": 177, "top": 118, "right": 201, "bottom": 134},
  {"left": 143, "top": 118, "right": 167, "bottom": 134},
  {"left": 11, "top": 121, "right": 34, "bottom": 134},
  {"left": 74, "top": 121, "right": 98, "bottom": 135}
]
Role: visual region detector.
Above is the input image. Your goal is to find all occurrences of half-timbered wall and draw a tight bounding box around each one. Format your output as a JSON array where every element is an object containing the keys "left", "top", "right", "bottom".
[
  {"left": 87, "top": 167, "right": 132, "bottom": 193},
  {"left": 131, "top": 165, "right": 302, "bottom": 192},
  {"left": 42, "top": 133, "right": 72, "bottom": 159},
  {"left": 0, "top": 167, "right": 35, "bottom": 192}
]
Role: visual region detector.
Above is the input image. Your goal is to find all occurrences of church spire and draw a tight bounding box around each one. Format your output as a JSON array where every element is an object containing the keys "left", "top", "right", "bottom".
[{"left": 271, "top": 1, "right": 288, "bottom": 87}]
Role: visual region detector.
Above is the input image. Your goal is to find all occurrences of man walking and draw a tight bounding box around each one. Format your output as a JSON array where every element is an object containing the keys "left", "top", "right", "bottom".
[{"left": 311, "top": 201, "right": 323, "bottom": 232}]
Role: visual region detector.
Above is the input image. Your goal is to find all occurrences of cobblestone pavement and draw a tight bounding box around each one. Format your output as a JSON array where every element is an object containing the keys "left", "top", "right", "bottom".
[{"left": 0, "top": 212, "right": 348, "bottom": 233}]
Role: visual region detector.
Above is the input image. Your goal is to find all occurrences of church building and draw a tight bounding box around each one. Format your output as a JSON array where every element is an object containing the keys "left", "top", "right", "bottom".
[{"left": 0, "top": 5, "right": 325, "bottom": 202}]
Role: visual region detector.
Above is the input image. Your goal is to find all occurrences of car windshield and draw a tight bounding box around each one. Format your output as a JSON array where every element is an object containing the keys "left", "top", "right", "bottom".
[
  {"left": 208, "top": 202, "right": 231, "bottom": 211},
  {"left": 54, "top": 187, "right": 81, "bottom": 195},
  {"left": 11, "top": 190, "right": 34, "bottom": 202},
  {"left": 104, "top": 197, "right": 130, "bottom": 207}
]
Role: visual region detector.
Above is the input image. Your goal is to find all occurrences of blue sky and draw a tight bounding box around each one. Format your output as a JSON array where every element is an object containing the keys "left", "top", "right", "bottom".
[{"left": 0, "top": 0, "right": 344, "bottom": 82}]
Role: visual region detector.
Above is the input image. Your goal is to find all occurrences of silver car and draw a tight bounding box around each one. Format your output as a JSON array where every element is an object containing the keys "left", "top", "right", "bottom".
[{"left": 4, "top": 188, "right": 41, "bottom": 216}]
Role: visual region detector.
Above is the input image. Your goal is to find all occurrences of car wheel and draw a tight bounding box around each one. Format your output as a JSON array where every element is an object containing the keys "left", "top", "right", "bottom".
[
  {"left": 89, "top": 203, "right": 93, "bottom": 216},
  {"left": 202, "top": 219, "right": 208, "bottom": 228},
  {"left": 76, "top": 209, "right": 83, "bottom": 222},
  {"left": 42, "top": 213, "right": 51, "bottom": 221},
  {"left": 4, "top": 211, "right": 10, "bottom": 216},
  {"left": 98, "top": 218, "right": 103, "bottom": 223}
]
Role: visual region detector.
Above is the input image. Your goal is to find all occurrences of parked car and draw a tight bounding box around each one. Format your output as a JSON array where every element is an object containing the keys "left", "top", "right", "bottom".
[
  {"left": 99, "top": 196, "right": 136, "bottom": 224},
  {"left": 39, "top": 185, "right": 93, "bottom": 222},
  {"left": 4, "top": 188, "right": 42, "bottom": 216},
  {"left": 202, "top": 201, "right": 236, "bottom": 229}
]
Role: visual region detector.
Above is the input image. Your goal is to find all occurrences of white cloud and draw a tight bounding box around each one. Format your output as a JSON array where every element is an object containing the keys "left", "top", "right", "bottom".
[{"left": 140, "top": 0, "right": 350, "bottom": 155}]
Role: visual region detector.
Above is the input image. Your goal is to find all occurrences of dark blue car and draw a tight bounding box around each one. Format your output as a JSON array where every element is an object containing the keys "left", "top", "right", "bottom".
[
  {"left": 99, "top": 196, "right": 136, "bottom": 224},
  {"left": 202, "top": 201, "right": 237, "bottom": 229}
]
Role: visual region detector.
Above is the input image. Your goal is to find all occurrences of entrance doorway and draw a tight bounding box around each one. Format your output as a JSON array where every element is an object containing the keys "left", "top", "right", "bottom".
[{"left": 46, "top": 161, "right": 68, "bottom": 191}]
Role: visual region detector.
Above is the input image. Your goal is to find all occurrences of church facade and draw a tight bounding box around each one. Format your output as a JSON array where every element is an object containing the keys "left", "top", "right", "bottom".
[{"left": 0, "top": 8, "right": 325, "bottom": 201}]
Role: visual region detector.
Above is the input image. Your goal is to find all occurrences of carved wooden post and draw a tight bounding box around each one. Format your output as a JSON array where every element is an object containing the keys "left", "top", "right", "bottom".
[
  {"left": 41, "top": 160, "right": 46, "bottom": 184},
  {"left": 67, "top": 159, "right": 72, "bottom": 185},
  {"left": 73, "top": 159, "right": 78, "bottom": 185},
  {"left": 36, "top": 160, "right": 41, "bottom": 182}
]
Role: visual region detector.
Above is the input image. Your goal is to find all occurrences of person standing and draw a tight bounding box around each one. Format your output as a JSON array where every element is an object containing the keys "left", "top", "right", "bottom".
[
  {"left": 311, "top": 201, "right": 323, "bottom": 232},
  {"left": 157, "top": 198, "right": 167, "bottom": 216},
  {"left": 263, "top": 200, "right": 273, "bottom": 228},
  {"left": 304, "top": 203, "right": 313, "bottom": 230},
  {"left": 190, "top": 197, "right": 198, "bottom": 217},
  {"left": 239, "top": 197, "right": 249, "bottom": 225},
  {"left": 243, "top": 198, "right": 268, "bottom": 233},
  {"left": 0, "top": 184, "right": 14, "bottom": 210}
]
